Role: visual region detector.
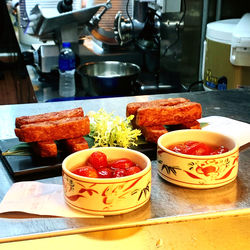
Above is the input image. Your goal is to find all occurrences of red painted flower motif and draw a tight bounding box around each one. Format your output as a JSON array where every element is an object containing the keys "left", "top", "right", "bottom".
[{"left": 196, "top": 166, "right": 218, "bottom": 177}]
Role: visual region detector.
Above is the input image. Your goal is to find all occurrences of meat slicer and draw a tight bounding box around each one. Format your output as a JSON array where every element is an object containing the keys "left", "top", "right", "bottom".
[
  {"left": 20, "top": 0, "right": 181, "bottom": 72},
  {"left": 19, "top": 0, "right": 112, "bottom": 72}
]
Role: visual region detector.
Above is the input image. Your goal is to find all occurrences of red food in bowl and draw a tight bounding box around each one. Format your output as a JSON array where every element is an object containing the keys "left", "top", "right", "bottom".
[
  {"left": 113, "top": 168, "right": 127, "bottom": 178},
  {"left": 168, "top": 140, "right": 229, "bottom": 156},
  {"left": 126, "top": 166, "right": 142, "bottom": 176},
  {"left": 72, "top": 151, "right": 142, "bottom": 178},
  {"left": 72, "top": 165, "right": 98, "bottom": 178},
  {"left": 87, "top": 151, "right": 108, "bottom": 169},
  {"left": 109, "top": 158, "right": 135, "bottom": 169},
  {"left": 62, "top": 147, "right": 152, "bottom": 215},
  {"left": 97, "top": 167, "right": 113, "bottom": 178}
]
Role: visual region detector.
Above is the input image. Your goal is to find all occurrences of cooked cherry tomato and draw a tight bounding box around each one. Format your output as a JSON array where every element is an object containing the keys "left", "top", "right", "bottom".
[
  {"left": 72, "top": 165, "right": 98, "bottom": 178},
  {"left": 97, "top": 167, "right": 113, "bottom": 178},
  {"left": 168, "top": 144, "right": 186, "bottom": 153},
  {"left": 87, "top": 151, "right": 108, "bottom": 169},
  {"left": 109, "top": 158, "right": 135, "bottom": 169},
  {"left": 113, "top": 168, "right": 126, "bottom": 178},
  {"left": 126, "top": 166, "right": 142, "bottom": 176},
  {"left": 72, "top": 152, "right": 142, "bottom": 178},
  {"left": 168, "top": 141, "right": 228, "bottom": 156},
  {"left": 183, "top": 141, "right": 212, "bottom": 155},
  {"left": 210, "top": 146, "right": 228, "bottom": 155}
]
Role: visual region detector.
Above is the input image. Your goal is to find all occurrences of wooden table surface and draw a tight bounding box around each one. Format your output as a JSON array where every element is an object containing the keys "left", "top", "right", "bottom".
[{"left": 0, "top": 89, "right": 249, "bottom": 243}]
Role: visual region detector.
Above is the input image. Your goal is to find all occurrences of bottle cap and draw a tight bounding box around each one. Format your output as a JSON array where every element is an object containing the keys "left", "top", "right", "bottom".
[{"left": 62, "top": 42, "right": 71, "bottom": 48}]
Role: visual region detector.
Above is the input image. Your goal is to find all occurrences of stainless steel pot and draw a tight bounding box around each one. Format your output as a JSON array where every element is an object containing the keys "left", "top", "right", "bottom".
[{"left": 77, "top": 61, "right": 141, "bottom": 96}]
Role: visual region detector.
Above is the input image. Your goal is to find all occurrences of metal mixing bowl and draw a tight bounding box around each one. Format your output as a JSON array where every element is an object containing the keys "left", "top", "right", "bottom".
[{"left": 77, "top": 61, "right": 141, "bottom": 96}]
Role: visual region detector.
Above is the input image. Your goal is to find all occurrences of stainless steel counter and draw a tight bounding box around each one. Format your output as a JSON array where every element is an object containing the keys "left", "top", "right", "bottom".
[{"left": 0, "top": 89, "right": 249, "bottom": 243}]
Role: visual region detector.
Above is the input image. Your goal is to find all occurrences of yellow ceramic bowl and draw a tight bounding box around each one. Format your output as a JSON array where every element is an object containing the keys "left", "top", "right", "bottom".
[
  {"left": 62, "top": 147, "right": 151, "bottom": 215},
  {"left": 157, "top": 130, "right": 239, "bottom": 189}
]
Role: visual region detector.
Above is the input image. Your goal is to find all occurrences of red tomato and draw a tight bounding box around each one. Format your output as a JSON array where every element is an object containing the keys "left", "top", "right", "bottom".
[
  {"left": 72, "top": 152, "right": 143, "bottom": 178},
  {"left": 184, "top": 141, "right": 199, "bottom": 147},
  {"left": 97, "top": 167, "right": 113, "bottom": 178},
  {"left": 168, "top": 141, "right": 228, "bottom": 156},
  {"left": 183, "top": 142, "right": 212, "bottom": 156},
  {"left": 113, "top": 168, "right": 126, "bottom": 177},
  {"left": 210, "top": 146, "right": 228, "bottom": 155},
  {"left": 109, "top": 158, "right": 135, "bottom": 169},
  {"left": 87, "top": 151, "right": 108, "bottom": 169},
  {"left": 72, "top": 165, "right": 98, "bottom": 178},
  {"left": 126, "top": 166, "right": 141, "bottom": 176},
  {"left": 168, "top": 141, "right": 197, "bottom": 154},
  {"left": 168, "top": 144, "right": 186, "bottom": 153}
]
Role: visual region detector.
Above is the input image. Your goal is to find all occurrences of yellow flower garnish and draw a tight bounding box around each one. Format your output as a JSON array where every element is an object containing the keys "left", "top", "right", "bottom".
[{"left": 88, "top": 109, "right": 141, "bottom": 148}]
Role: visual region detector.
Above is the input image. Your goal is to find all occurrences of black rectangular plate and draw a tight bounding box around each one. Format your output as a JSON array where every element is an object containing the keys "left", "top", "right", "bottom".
[
  {"left": 0, "top": 138, "right": 157, "bottom": 181},
  {"left": 0, "top": 138, "right": 68, "bottom": 181}
]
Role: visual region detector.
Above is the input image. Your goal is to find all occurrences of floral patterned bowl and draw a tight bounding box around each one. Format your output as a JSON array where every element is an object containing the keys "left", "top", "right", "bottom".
[
  {"left": 157, "top": 130, "right": 239, "bottom": 189},
  {"left": 62, "top": 147, "right": 151, "bottom": 215}
]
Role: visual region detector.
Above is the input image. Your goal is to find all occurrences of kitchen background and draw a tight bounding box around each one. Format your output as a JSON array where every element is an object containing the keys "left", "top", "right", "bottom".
[{"left": 1, "top": 0, "right": 250, "bottom": 102}]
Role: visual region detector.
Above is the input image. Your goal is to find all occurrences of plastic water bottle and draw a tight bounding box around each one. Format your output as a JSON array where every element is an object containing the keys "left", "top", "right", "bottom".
[{"left": 58, "top": 42, "right": 76, "bottom": 97}]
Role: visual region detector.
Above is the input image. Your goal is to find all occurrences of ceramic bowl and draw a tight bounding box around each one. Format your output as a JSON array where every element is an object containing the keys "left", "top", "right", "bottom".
[
  {"left": 62, "top": 147, "right": 151, "bottom": 215},
  {"left": 157, "top": 130, "right": 239, "bottom": 189}
]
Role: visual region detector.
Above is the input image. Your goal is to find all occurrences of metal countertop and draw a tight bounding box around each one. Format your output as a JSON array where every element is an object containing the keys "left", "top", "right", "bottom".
[{"left": 0, "top": 89, "right": 249, "bottom": 242}]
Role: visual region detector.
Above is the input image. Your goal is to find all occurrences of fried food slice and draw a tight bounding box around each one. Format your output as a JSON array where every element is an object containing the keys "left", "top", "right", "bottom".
[
  {"left": 126, "top": 98, "right": 190, "bottom": 117},
  {"left": 31, "top": 140, "right": 57, "bottom": 158},
  {"left": 15, "top": 116, "right": 90, "bottom": 142},
  {"left": 62, "top": 137, "right": 89, "bottom": 153},
  {"left": 140, "top": 125, "right": 168, "bottom": 143},
  {"left": 140, "top": 121, "right": 201, "bottom": 144},
  {"left": 15, "top": 107, "right": 84, "bottom": 128},
  {"left": 135, "top": 102, "right": 202, "bottom": 127}
]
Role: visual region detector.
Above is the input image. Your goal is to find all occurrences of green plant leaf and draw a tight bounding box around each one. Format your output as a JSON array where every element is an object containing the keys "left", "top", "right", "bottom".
[
  {"left": 2, "top": 142, "right": 31, "bottom": 156},
  {"left": 199, "top": 122, "right": 209, "bottom": 129},
  {"left": 83, "top": 135, "right": 94, "bottom": 148}
]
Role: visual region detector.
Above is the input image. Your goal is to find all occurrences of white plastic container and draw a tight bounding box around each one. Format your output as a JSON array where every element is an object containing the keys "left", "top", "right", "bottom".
[
  {"left": 230, "top": 14, "right": 250, "bottom": 67},
  {"left": 203, "top": 13, "right": 250, "bottom": 90}
]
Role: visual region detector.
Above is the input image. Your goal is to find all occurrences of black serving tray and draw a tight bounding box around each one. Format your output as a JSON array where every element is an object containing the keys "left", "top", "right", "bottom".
[
  {"left": 0, "top": 138, "right": 68, "bottom": 181},
  {"left": 0, "top": 138, "right": 157, "bottom": 181}
]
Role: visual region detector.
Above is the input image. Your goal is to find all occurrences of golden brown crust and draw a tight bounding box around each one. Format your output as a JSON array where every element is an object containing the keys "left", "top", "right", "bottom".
[
  {"left": 15, "top": 116, "right": 90, "bottom": 142},
  {"left": 31, "top": 140, "right": 58, "bottom": 158},
  {"left": 135, "top": 102, "right": 202, "bottom": 127},
  {"left": 126, "top": 98, "right": 190, "bottom": 117},
  {"left": 15, "top": 107, "right": 84, "bottom": 128},
  {"left": 140, "top": 125, "right": 168, "bottom": 143},
  {"left": 62, "top": 137, "right": 89, "bottom": 153}
]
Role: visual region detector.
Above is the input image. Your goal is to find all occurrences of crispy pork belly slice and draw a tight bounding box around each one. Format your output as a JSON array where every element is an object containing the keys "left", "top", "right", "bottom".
[
  {"left": 15, "top": 116, "right": 90, "bottom": 142},
  {"left": 31, "top": 140, "right": 57, "bottom": 158},
  {"left": 15, "top": 107, "right": 84, "bottom": 128},
  {"left": 136, "top": 102, "right": 202, "bottom": 127},
  {"left": 62, "top": 137, "right": 89, "bottom": 153},
  {"left": 126, "top": 98, "right": 190, "bottom": 117},
  {"left": 141, "top": 125, "right": 168, "bottom": 143},
  {"left": 126, "top": 102, "right": 144, "bottom": 117}
]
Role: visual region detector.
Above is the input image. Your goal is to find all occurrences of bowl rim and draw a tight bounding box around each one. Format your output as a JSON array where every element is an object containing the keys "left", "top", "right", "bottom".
[
  {"left": 157, "top": 129, "right": 239, "bottom": 159},
  {"left": 77, "top": 61, "right": 141, "bottom": 78},
  {"left": 62, "top": 147, "right": 151, "bottom": 183}
]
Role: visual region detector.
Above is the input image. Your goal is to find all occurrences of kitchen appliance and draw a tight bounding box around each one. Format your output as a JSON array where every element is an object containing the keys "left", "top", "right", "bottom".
[
  {"left": 77, "top": 61, "right": 141, "bottom": 96},
  {"left": 18, "top": 0, "right": 182, "bottom": 96},
  {"left": 19, "top": 0, "right": 111, "bottom": 73},
  {"left": 113, "top": 0, "right": 182, "bottom": 93},
  {"left": 203, "top": 13, "right": 250, "bottom": 90}
]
